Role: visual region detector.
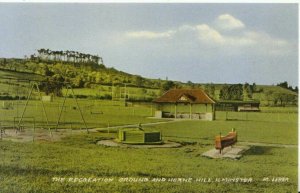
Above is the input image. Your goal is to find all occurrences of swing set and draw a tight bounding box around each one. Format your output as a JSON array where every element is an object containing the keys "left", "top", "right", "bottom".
[{"left": 15, "top": 81, "right": 89, "bottom": 138}]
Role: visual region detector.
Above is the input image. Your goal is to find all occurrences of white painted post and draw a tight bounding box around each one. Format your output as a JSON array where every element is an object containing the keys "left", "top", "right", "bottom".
[
  {"left": 111, "top": 83, "right": 114, "bottom": 101},
  {"left": 175, "top": 103, "right": 177, "bottom": 119},
  {"left": 190, "top": 103, "right": 192, "bottom": 119}
]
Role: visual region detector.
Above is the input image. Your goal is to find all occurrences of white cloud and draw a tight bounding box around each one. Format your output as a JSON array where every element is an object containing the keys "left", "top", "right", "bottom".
[
  {"left": 122, "top": 14, "right": 293, "bottom": 56},
  {"left": 196, "top": 24, "right": 225, "bottom": 44},
  {"left": 125, "top": 30, "right": 175, "bottom": 39},
  {"left": 215, "top": 14, "right": 245, "bottom": 31},
  {"left": 241, "top": 31, "right": 292, "bottom": 55},
  {"left": 187, "top": 24, "right": 254, "bottom": 48}
]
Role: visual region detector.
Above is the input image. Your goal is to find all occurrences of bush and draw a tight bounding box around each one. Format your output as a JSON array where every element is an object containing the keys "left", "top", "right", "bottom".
[
  {"left": 0, "top": 95, "right": 26, "bottom": 100},
  {"left": 67, "top": 94, "right": 88, "bottom": 99}
]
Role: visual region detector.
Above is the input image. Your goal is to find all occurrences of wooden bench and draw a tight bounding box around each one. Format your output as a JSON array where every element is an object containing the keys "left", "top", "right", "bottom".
[{"left": 215, "top": 129, "right": 237, "bottom": 154}]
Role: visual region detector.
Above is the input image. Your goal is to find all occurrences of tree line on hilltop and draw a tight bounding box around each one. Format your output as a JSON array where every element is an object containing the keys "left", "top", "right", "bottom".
[{"left": 29, "top": 49, "right": 103, "bottom": 65}]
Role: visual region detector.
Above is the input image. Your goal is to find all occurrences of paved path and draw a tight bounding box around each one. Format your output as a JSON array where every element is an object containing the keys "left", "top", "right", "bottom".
[
  {"left": 91, "top": 119, "right": 181, "bottom": 132},
  {"left": 202, "top": 146, "right": 250, "bottom": 159}
]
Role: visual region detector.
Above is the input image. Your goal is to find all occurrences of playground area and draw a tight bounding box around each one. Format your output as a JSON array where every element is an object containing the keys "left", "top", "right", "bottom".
[{"left": 0, "top": 81, "right": 298, "bottom": 193}]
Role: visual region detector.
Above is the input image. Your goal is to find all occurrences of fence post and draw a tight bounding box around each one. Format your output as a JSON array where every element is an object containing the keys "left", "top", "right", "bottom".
[
  {"left": 0, "top": 123, "right": 2, "bottom": 140},
  {"left": 33, "top": 117, "right": 35, "bottom": 142},
  {"left": 70, "top": 124, "right": 73, "bottom": 135},
  {"left": 107, "top": 122, "right": 110, "bottom": 134}
]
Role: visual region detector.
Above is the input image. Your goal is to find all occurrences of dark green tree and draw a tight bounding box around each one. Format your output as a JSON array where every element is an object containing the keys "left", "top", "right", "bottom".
[
  {"left": 134, "top": 76, "right": 143, "bottom": 87},
  {"left": 277, "top": 81, "right": 288, "bottom": 89},
  {"left": 162, "top": 81, "right": 175, "bottom": 92},
  {"left": 220, "top": 84, "right": 243, "bottom": 100},
  {"left": 40, "top": 74, "right": 65, "bottom": 96},
  {"left": 219, "top": 85, "right": 230, "bottom": 100}
]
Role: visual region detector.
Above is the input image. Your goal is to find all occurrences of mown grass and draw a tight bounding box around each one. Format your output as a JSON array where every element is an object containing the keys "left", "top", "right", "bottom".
[
  {"left": 146, "top": 119, "right": 297, "bottom": 145},
  {"left": 0, "top": 98, "right": 160, "bottom": 129},
  {"left": 0, "top": 133, "right": 297, "bottom": 193},
  {"left": 0, "top": 98, "right": 297, "bottom": 192},
  {"left": 62, "top": 86, "right": 160, "bottom": 100}
]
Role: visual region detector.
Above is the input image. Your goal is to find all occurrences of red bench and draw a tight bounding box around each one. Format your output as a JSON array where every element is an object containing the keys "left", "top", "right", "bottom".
[{"left": 215, "top": 129, "right": 237, "bottom": 154}]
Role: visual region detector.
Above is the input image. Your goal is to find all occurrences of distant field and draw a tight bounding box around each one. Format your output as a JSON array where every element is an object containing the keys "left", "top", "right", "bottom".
[
  {"left": 260, "top": 106, "right": 298, "bottom": 113},
  {"left": 1, "top": 98, "right": 297, "bottom": 129},
  {"left": 0, "top": 70, "right": 160, "bottom": 100},
  {"left": 62, "top": 86, "right": 160, "bottom": 101},
  {"left": 0, "top": 70, "right": 44, "bottom": 81},
  {"left": 63, "top": 84, "right": 298, "bottom": 106},
  {"left": 0, "top": 98, "right": 161, "bottom": 129},
  {"left": 0, "top": 70, "right": 43, "bottom": 97},
  {"left": 1, "top": 69, "right": 298, "bottom": 106}
]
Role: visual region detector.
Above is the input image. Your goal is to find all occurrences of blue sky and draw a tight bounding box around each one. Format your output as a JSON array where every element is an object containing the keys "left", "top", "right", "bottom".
[{"left": 0, "top": 3, "right": 298, "bottom": 86}]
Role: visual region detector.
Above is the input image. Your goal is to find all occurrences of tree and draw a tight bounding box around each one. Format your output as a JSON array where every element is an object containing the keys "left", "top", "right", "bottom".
[
  {"left": 40, "top": 74, "right": 65, "bottom": 96},
  {"left": 277, "top": 81, "right": 288, "bottom": 89},
  {"left": 230, "top": 84, "right": 243, "bottom": 100},
  {"left": 283, "top": 93, "right": 297, "bottom": 106},
  {"left": 265, "top": 90, "right": 274, "bottom": 106},
  {"left": 219, "top": 85, "right": 230, "bottom": 100},
  {"left": 40, "top": 65, "right": 53, "bottom": 76},
  {"left": 134, "top": 76, "right": 143, "bottom": 87},
  {"left": 204, "top": 84, "right": 215, "bottom": 98},
  {"left": 95, "top": 72, "right": 102, "bottom": 83},
  {"left": 73, "top": 76, "right": 85, "bottom": 88},
  {"left": 219, "top": 84, "right": 243, "bottom": 100},
  {"left": 252, "top": 83, "right": 256, "bottom": 92},
  {"left": 162, "top": 81, "right": 175, "bottom": 92},
  {"left": 294, "top": 86, "right": 298, "bottom": 93},
  {"left": 272, "top": 92, "right": 286, "bottom": 106},
  {"left": 187, "top": 81, "right": 195, "bottom": 88},
  {"left": 243, "top": 83, "right": 252, "bottom": 101}
]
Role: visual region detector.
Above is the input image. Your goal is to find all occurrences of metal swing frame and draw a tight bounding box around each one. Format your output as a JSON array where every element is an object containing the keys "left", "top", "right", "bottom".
[
  {"left": 55, "top": 84, "right": 88, "bottom": 133},
  {"left": 16, "top": 82, "right": 51, "bottom": 135}
]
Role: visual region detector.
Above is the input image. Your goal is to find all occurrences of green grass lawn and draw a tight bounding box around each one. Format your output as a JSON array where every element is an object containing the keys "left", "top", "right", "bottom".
[
  {"left": 0, "top": 98, "right": 160, "bottom": 129},
  {"left": 0, "top": 134, "right": 297, "bottom": 193},
  {"left": 146, "top": 119, "right": 297, "bottom": 145},
  {"left": 62, "top": 86, "right": 160, "bottom": 99},
  {"left": 0, "top": 98, "right": 297, "bottom": 192}
]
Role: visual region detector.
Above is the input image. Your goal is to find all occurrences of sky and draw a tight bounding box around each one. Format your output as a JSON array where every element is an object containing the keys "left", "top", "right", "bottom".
[{"left": 0, "top": 3, "right": 298, "bottom": 86}]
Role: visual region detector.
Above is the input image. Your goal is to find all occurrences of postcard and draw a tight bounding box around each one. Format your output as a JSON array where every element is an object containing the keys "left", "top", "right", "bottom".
[{"left": 0, "top": 2, "right": 298, "bottom": 193}]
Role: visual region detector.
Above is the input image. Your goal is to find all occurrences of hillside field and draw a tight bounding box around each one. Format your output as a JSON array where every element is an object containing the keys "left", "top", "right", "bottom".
[{"left": 0, "top": 69, "right": 297, "bottom": 105}]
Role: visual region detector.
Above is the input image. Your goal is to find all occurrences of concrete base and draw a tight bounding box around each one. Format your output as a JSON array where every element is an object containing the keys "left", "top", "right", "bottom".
[
  {"left": 97, "top": 140, "right": 182, "bottom": 149},
  {"left": 202, "top": 145, "right": 250, "bottom": 159}
]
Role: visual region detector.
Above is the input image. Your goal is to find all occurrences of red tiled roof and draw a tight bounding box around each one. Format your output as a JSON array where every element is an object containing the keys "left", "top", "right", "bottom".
[{"left": 153, "top": 89, "right": 215, "bottom": 104}]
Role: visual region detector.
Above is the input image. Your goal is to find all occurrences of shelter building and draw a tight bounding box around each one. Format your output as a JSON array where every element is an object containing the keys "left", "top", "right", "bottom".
[
  {"left": 153, "top": 89, "right": 216, "bottom": 120},
  {"left": 215, "top": 101, "right": 260, "bottom": 112}
]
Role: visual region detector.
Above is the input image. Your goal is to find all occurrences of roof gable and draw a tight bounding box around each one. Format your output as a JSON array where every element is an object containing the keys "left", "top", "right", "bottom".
[{"left": 178, "top": 94, "right": 195, "bottom": 102}]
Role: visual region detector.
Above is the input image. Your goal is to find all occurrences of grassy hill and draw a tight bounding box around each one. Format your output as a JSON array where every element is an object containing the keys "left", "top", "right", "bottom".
[{"left": 0, "top": 57, "right": 297, "bottom": 106}]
